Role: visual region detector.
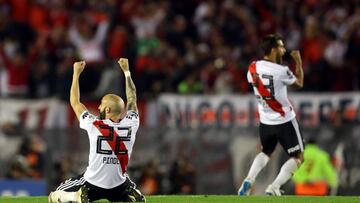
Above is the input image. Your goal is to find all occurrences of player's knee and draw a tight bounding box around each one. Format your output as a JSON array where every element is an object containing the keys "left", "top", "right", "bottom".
[
  {"left": 262, "top": 148, "right": 274, "bottom": 157},
  {"left": 291, "top": 152, "right": 304, "bottom": 166},
  {"left": 297, "top": 153, "right": 304, "bottom": 164}
]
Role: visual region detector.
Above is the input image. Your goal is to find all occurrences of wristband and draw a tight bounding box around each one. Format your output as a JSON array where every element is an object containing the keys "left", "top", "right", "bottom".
[{"left": 124, "top": 71, "right": 131, "bottom": 77}]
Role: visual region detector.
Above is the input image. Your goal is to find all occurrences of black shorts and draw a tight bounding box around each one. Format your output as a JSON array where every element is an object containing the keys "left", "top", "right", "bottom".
[
  {"left": 259, "top": 118, "right": 304, "bottom": 157},
  {"left": 55, "top": 175, "right": 145, "bottom": 202}
]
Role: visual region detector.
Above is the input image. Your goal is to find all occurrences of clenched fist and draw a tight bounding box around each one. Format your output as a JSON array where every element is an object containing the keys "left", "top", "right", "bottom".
[
  {"left": 118, "top": 58, "right": 129, "bottom": 72},
  {"left": 73, "top": 61, "right": 86, "bottom": 75},
  {"left": 290, "top": 50, "right": 301, "bottom": 62}
]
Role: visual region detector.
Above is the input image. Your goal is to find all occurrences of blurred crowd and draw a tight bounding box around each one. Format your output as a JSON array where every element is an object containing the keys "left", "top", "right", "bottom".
[
  {"left": 135, "top": 155, "right": 196, "bottom": 195},
  {"left": 0, "top": 0, "right": 359, "bottom": 101},
  {"left": 0, "top": 0, "right": 359, "bottom": 195}
]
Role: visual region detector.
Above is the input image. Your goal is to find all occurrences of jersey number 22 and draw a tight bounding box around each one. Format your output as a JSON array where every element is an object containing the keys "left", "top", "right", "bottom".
[{"left": 96, "top": 125, "right": 131, "bottom": 155}]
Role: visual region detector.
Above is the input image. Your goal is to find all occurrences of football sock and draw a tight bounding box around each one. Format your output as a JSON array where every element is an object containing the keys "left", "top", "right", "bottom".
[
  {"left": 246, "top": 152, "right": 270, "bottom": 183},
  {"left": 271, "top": 158, "right": 298, "bottom": 189}
]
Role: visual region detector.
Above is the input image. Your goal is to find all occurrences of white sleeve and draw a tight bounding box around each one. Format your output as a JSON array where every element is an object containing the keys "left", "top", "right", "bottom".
[
  {"left": 124, "top": 110, "right": 140, "bottom": 127},
  {"left": 79, "top": 111, "right": 97, "bottom": 130},
  {"left": 280, "top": 67, "right": 297, "bottom": 85},
  {"left": 68, "top": 26, "right": 84, "bottom": 47},
  {"left": 94, "top": 21, "right": 110, "bottom": 43}
]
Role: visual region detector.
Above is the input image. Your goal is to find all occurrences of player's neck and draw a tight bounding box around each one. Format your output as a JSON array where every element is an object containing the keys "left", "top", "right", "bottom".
[
  {"left": 263, "top": 55, "right": 276, "bottom": 64},
  {"left": 107, "top": 114, "right": 121, "bottom": 123}
]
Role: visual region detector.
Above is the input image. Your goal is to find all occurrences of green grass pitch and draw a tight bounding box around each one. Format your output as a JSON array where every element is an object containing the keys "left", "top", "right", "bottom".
[{"left": 1, "top": 195, "right": 359, "bottom": 203}]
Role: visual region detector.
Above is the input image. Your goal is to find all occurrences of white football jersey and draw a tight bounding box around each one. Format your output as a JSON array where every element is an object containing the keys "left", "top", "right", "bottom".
[
  {"left": 79, "top": 110, "right": 139, "bottom": 189},
  {"left": 247, "top": 60, "right": 297, "bottom": 125}
]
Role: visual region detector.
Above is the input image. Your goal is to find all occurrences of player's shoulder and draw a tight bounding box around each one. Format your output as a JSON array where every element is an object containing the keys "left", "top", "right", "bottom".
[
  {"left": 257, "top": 60, "right": 288, "bottom": 70},
  {"left": 79, "top": 111, "right": 100, "bottom": 130},
  {"left": 81, "top": 111, "right": 98, "bottom": 121},
  {"left": 124, "top": 110, "right": 139, "bottom": 121},
  {"left": 116, "top": 111, "right": 139, "bottom": 127},
  {"left": 257, "top": 60, "right": 290, "bottom": 76}
]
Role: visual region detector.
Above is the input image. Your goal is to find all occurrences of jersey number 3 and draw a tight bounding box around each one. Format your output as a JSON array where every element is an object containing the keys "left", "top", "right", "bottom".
[
  {"left": 96, "top": 125, "right": 131, "bottom": 155},
  {"left": 252, "top": 73, "right": 275, "bottom": 100}
]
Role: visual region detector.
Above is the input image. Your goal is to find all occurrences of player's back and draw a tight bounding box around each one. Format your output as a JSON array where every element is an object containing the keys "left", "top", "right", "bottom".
[
  {"left": 79, "top": 110, "right": 140, "bottom": 189},
  {"left": 247, "top": 60, "right": 296, "bottom": 125}
]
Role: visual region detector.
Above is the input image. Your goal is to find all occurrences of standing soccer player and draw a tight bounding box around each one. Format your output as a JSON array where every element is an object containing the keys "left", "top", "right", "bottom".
[
  {"left": 48, "top": 58, "right": 145, "bottom": 202},
  {"left": 238, "top": 34, "right": 304, "bottom": 196}
]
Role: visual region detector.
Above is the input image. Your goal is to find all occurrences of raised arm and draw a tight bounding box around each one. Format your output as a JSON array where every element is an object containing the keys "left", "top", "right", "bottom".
[
  {"left": 70, "top": 61, "right": 88, "bottom": 120},
  {"left": 94, "top": 21, "right": 110, "bottom": 43},
  {"left": 68, "top": 25, "right": 84, "bottom": 48},
  {"left": 118, "top": 58, "right": 138, "bottom": 113},
  {"left": 290, "top": 50, "right": 304, "bottom": 89}
]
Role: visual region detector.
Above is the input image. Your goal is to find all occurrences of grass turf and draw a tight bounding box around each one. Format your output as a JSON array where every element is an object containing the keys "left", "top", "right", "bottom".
[{"left": 0, "top": 195, "right": 359, "bottom": 203}]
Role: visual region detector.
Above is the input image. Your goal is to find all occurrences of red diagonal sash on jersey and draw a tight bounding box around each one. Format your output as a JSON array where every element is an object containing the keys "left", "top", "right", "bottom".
[
  {"left": 93, "top": 120, "right": 129, "bottom": 174},
  {"left": 249, "top": 62, "right": 285, "bottom": 117}
]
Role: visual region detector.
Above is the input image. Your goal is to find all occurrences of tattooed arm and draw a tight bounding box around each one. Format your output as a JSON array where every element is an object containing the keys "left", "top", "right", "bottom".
[{"left": 118, "top": 58, "right": 138, "bottom": 113}]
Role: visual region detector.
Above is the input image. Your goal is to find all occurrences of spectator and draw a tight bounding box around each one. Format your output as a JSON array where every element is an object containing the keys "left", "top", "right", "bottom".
[
  {"left": 169, "top": 155, "right": 196, "bottom": 194},
  {"left": 0, "top": 40, "right": 37, "bottom": 97},
  {"left": 28, "top": 0, "right": 50, "bottom": 35},
  {"left": 0, "top": 0, "right": 358, "bottom": 99},
  {"left": 28, "top": 59, "right": 55, "bottom": 98},
  {"left": 292, "top": 138, "right": 339, "bottom": 196},
  {"left": 6, "top": 155, "right": 31, "bottom": 179},
  {"left": 138, "top": 161, "right": 163, "bottom": 195},
  {"left": 18, "top": 134, "right": 46, "bottom": 179},
  {"left": 131, "top": 2, "right": 165, "bottom": 40},
  {"left": 107, "top": 25, "right": 129, "bottom": 60},
  {"left": 68, "top": 15, "right": 109, "bottom": 63},
  {"left": 68, "top": 14, "right": 110, "bottom": 96},
  {"left": 178, "top": 72, "right": 203, "bottom": 95}
]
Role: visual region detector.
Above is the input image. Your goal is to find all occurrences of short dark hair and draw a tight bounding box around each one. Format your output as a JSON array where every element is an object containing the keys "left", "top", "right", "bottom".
[{"left": 261, "top": 34, "right": 283, "bottom": 55}]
